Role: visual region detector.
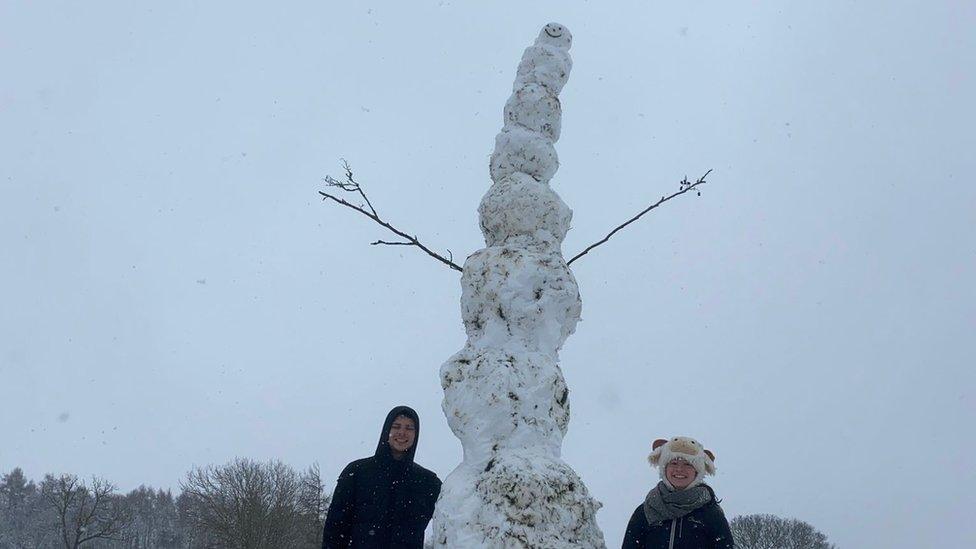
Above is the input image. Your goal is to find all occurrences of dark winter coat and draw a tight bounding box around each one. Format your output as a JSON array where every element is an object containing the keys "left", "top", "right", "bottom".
[
  {"left": 322, "top": 406, "right": 442, "bottom": 549},
  {"left": 621, "top": 485, "right": 734, "bottom": 549}
]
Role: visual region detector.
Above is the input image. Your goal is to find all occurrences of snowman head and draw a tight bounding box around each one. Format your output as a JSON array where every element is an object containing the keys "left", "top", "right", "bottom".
[{"left": 536, "top": 23, "right": 572, "bottom": 49}]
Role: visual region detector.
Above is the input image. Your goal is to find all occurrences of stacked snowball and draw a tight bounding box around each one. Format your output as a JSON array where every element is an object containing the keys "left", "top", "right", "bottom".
[{"left": 432, "top": 24, "right": 607, "bottom": 548}]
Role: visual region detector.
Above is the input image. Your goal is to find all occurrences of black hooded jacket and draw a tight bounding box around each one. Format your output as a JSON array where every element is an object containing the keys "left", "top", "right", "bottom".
[
  {"left": 322, "top": 406, "right": 441, "bottom": 549},
  {"left": 621, "top": 485, "right": 734, "bottom": 549}
]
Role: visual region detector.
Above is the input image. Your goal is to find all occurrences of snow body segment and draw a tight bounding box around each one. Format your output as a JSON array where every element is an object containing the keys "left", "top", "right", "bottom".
[{"left": 431, "top": 23, "right": 607, "bottom": 549}]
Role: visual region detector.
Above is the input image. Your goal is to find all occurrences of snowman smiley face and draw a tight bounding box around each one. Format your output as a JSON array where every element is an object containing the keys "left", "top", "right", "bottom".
[{"left": 538, "top": 23, "right": 572, "bottom": 49}]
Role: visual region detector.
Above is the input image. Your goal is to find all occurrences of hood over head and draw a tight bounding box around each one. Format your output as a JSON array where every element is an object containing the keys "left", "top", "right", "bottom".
[{"left": 375, "top": 405, "right": 420, "bottom": 463}]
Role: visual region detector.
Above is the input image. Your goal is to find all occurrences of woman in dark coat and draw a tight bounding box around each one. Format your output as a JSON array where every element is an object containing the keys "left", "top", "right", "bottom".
[
  {"left": 622, "top": 436, "right": 734, "bottom": 549},
  {"left": 322, "top": 406, "right": 441, "bottom": 549}
]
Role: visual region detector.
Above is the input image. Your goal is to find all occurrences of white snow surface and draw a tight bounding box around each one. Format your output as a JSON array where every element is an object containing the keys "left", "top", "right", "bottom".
[
  {"left": 489, "top": 128, "right": 559, "bottom": 183},
  {"left": 431, "top": 23, "right": 607, "bottom": 548}
]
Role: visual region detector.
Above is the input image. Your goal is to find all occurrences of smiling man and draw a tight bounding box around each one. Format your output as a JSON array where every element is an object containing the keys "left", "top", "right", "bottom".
[{"left": 322, "top": 406, "right": 442, "bottom": 548}]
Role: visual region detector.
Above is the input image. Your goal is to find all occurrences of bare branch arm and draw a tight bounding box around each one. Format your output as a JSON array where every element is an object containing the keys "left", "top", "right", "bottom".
[
  {"left": 371, "top": 240, "right": 414, "bottom": 246},
  {"left": 319, "top": 162, "right": 464, "bottom": 272},
  {"left": 567, "top": 169, "right": 712, "bottom": 266}
]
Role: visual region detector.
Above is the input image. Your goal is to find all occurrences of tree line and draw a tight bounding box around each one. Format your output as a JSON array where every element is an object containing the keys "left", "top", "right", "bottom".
[
  {"left": 0, "top": 460, "right": 329, "bottom": 549},
  {"left": 3, "top": 462, "right": 835, "bottom": 548},
  {"left": 730, "top": 514, "right": 836, "bottom": 549}
]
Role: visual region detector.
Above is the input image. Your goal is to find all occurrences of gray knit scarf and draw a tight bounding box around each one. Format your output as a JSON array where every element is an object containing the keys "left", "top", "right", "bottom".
[{"left": 642, "top": 481, "right": 711, "bottom": 525}]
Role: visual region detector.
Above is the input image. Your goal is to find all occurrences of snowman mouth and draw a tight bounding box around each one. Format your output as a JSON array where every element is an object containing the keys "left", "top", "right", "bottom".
[{"left": 545, "top": 28, "right": 563, "bottom": 38}]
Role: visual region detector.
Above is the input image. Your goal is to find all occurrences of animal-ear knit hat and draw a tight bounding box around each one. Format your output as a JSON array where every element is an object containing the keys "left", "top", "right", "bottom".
[{"left": 648, "top": 436, "right": 716, "bottom": 489}]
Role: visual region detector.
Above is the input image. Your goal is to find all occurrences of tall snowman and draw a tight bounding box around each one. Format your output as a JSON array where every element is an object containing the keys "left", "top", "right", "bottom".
[{"left": 431, "top": 23, "right": 607, "bottom": 548}]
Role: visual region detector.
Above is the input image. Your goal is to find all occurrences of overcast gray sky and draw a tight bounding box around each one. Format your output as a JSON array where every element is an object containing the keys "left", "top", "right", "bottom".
[{"left": 2, "top": 1, "right": 974, "bottom": 547}]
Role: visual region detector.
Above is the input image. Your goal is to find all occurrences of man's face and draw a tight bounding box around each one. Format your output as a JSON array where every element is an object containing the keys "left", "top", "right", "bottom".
[
  {"left": 665, "top": 459, "right": 697, "bottom": 490},
  {"left": 388, "top": 415, "right": 416, "bottom": 457}
]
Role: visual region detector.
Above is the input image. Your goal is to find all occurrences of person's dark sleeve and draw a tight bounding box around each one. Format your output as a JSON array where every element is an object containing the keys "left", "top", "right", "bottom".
[
  {"left": 420, "top": 475, "right": 442, "bottom": 524},
  {"left": 703, "top": 502, "right": 735, "bottom": 549},
  {"left": 322, "top": 464, "right": 357, "bottom": 549},
  {"left": 621, "top": 505, "right": 646, "bottom": 549}
]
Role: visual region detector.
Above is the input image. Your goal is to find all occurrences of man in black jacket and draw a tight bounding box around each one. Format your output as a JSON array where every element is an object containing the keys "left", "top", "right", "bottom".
[{"left": 322, "top": 406, "right": 441, "bottom": 548}]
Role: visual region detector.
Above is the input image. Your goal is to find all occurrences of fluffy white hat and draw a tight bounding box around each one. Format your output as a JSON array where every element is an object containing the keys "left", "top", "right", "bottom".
[{"left": 648, "top": 436, "right": 716, "bottom": 489}]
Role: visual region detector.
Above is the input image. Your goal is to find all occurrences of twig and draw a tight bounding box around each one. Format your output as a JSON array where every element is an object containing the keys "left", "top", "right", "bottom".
[
  {"left": 566, "top": 169, "right": 712, "bottom": 266},
  {"left": 320, "top": 163, "right": 464, "bottom": 272},
  {"left": 340, "top": 159, "right": 377, "bottom": 217}
]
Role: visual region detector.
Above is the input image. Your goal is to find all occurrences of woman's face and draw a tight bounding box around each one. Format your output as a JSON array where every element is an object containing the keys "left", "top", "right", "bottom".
[{"left": 665, "top": 459, "right": 697, "bottom": 489}]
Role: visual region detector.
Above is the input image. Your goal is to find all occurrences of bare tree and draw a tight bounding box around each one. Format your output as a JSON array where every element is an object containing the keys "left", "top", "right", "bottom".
[
  {"left": 107, "top": 486, "right": 183, "bottom": 549},
  {"left": 179, "top": 458, "right": 312, "bottom": 549},
  {"left": 319, "top": 161, "right": 711, "bottom": 272},
  {"left": 731, "top": 513, "right": 836, "bottom": 549},
  {"left": 39, "top": 474, "right": 129, "bottom": 549},
  {"left": 295, "top": 464, "right": 329, "bottom": 547}
]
